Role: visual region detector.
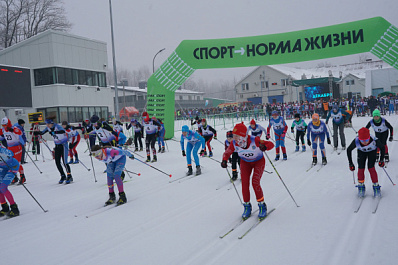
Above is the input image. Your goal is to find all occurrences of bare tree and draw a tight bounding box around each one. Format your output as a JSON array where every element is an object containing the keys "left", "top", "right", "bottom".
[{"left": 0, "top": 0, "right": 71, "bottom": 49}]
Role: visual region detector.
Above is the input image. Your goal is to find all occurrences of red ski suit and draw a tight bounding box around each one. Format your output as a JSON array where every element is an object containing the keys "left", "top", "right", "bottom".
[{"left": 223, "top": 136, "right": 274, "bottom": 203}]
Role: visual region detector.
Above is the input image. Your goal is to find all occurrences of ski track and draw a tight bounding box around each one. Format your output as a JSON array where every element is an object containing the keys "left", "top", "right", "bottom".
[{"left": 2, "top": 115, "right": 398, "bottom": 265}]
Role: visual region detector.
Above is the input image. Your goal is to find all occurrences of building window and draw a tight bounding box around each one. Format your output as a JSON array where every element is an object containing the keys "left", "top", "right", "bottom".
[
  {"left": 188, "top": 95, "right": 192, "bottom": 100},
  {"left": 281, "top": 79, "right": 289, "bottom": 87},
  {"left": 242, "top": 83, "right": 249, "bottom": 91},
  {"left": 261, "top": 81, "right": 269, "bottom": 89},
  {"left": 34, "top": 67, "right": 106, "bottom": 87},
  {"left": 179, "top": 96, "right": 183, "bottom": 100},
  {"left": 239, "top": 94, "right": 244, "bottom": 98},
  {"left": 346, "top": 79, "right": 355, "bottom": 85},
  {"left": 34, "top": 68, "right": 56, "bottom": 86}
]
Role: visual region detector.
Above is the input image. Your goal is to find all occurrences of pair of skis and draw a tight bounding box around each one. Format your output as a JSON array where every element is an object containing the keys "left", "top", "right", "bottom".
[
  {"left": 354, "top": 196, "right": 381, "bottom": 214},
  {"left": 219, "top": 208, "right": 275, "bottom": 239},
  {"left": 75, "top": 202, "right": 126, "bottom": 218},
  {"left": 306, "top": 163, "right": 326, "bottom": 172}
]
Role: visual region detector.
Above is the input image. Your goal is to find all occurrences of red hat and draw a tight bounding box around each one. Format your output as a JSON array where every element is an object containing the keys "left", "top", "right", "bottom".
[
  {"left": 152, "top": 116, "right": 157, "bottom": 120},
  {"left": 250, "top": 119, "right": 256, "bottom": 125},
  {"left": 358, "top": 127, "right": 370, "bottom": 141},
  {"left": 232, "top": 122, "right": 247, "bottom": 137},
  {"left": 144, "top": 116, "right": 150, "bottom": 122},
  {"left": 202, "top": 118, "right": 206, "bottom": 123},
  {"left": 142, "top": 112, "right": 148, "bottom": 117}
]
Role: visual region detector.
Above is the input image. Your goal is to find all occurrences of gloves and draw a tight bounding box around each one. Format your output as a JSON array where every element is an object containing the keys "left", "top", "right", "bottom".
[
  {"left": 266, "top": 134, "right": 270, "bottom": 140},
  {"left": 129, "top": 154, "right": 135, "bottom": 160},
  {"left": 291, "top": 128, "right": 294, "bottom": 133},
  {"left": 349, "top": 163, "right": 355, "bottom": 171},
  {"left": 327, "top": 138, "right": 331, "bottom": 145},
  {"left": 378, "top": 161, "right": 385, "bottom": 168},
  {"left": 326, "top": 121, "right": 328, "bottom": 125},
  {"left": 50, "top": 131, "right": 55, "bottom": 136},
  {"left": 389, "top": 136, "right": 393, "bottom": 142},
  {"left": 8, "top": 127, "right": 14, "bottom": 132},
  {"left": 182, "top": 150, "right": 186, "bottom": 157},
  {"left": 228, "top": 157, "right": 232, "bottom": 163},
  {"left": 307, "top": 139, "right": 311, "bottom": 146},
  {"left": 84, "top": 134, "right": 89, "bottom": 140},
  {"left": 214, "top": 135, "right": 217, "bottom": 140},
  {"left": 281, "top": 133, "right": 286, "bottom": 138},
  {"left": 199, "top": 149, "right": 205, "bottom": 156},
  {"left": 259, "top": 143, "right": 267, "bottom": 151},
  {"left": 221, "top": 160, "right": 228, "bottom": 168}
]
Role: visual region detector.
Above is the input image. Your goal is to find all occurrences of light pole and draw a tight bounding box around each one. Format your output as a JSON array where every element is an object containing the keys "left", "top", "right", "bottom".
[
  {"left": 109, "top": 0, "right": 119, "bottom": 118},
  {"left": 153, "top": 48, "right": 166, "bottom": 73}
]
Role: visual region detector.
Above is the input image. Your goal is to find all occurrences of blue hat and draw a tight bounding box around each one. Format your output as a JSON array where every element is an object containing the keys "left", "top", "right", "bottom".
[
  {"left": 271, "top": 110, "right": 278, "bottom": 116},
  {"left": 131, "top": 119, "right": 137, "bottom": 123},
  {"left": 182, "top": 125, "right": 189, "bottom": 132},
  {"left": 45, "top": 119, "right": 54, "bottom": 124},
  {"left": 333, "top": 105, "right": 338, "bottom": 111}
]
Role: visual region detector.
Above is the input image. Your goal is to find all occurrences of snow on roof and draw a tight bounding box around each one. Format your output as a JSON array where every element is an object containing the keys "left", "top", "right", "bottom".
[{"left": 269, "top": 60, "right": 392, "bottom": 80}]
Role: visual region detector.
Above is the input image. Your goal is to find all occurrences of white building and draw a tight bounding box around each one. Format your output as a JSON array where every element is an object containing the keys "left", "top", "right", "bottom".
[{"left": 0, "top": 30, "right": 112, "bottom": 123}]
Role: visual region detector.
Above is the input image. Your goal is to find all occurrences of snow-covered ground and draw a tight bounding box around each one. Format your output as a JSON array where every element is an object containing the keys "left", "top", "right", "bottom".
[{"left": 3, "top": 114, "right": 398, "bottom": 265}]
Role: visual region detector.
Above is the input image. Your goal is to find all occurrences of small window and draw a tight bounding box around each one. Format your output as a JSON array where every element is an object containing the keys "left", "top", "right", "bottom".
[
  {"left": 261, "top": 81, "right": 269, "bottom": 89},
  {"left": 242, "top": 83, "right": 249, "bottom": 91},
  {"left": 351, "top": 80, "right": 355, "bottom": 85},
  {"left": 346, "top": 80, "right": 350, "bottom": 85},
  {"left": 197, "top": 96, "right": 200, "bottom": 100},
  {"left": 179, "top": 96, "right": 183, "bottom": 100}
]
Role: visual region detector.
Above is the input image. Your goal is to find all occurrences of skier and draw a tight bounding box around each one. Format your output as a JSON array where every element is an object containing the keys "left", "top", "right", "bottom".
[
  {"left": 34, "top": 116, "right": 73, "bottom": 184},
  {"left": 191, "top": 116, "right": 201, "bottom": 131},
  {"left": 14, "top": 119, "right": 27, "bottom": 164},
  {"left": 325, "top": 105, "right": 351, "bottom": 150},
  {"left": 126, "top": 119, "right": 143, "bottom": 151},
  {"left": 248, "top": 119, "right": 267, "bottom": 138},
  {"left": 347, "top": 127, "right": 385, "bottom": 197},
  {"left": 91, "top": 145, "right": 134, "bottom": 206},
  {"left": 156, "top": 118, "right": 165, "bottom": 153},
  {"left": 92, "top": 119, "right": 117, "bottom": 147},
  {"left": 291, "top": 113, "right": 307, "bottom": 152},
  {"left": 82, "top": 118, "right": 96, "bottom": 149},
  {"left": 61, "top": 121, "right": 81, "bottom": 164},
  {"left": 266, "top": 111, "right": 288, "bottom": 160},
  {"left": 29, "top": 123, "right": 41, "bottom": 156},
  {"left": 365, "top": 109, "right": 394, "bottom": 162},
  {"left": 225, "top": 130, "right": 240, "bottom": 181},
  {"left": 198, "top": 119, "right": 217, "bottom": 157},
  {"left": 307, "top": 113, "right": 331, "bottom": 165},
  {"left": 142, "top": 112, "right": 161, "bottom": 162},
  {"left": 180, "top": 125, "right": 205, "bottom": 176},
  {"left": 0, "top": 146, "right": 20, "bottom": 217},
  {"left": 112, "top": 118, "right": 123, "bottom": 134},
  {"left": 0, "top": 118, "right": 26, "bottom": 184},
  {"left": 221, "top": 122, "right": 274, "bottom": 220}
]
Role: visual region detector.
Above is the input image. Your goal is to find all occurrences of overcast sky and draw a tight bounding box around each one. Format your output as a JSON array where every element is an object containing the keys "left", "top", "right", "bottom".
[{"left": 64, "top": 0, "right": 398, "bottom": 83}]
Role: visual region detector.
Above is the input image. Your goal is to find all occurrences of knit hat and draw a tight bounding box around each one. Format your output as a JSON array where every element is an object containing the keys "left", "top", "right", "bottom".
[
  {"left": 182, "top": 125, "right": 189, "bottom": 132},
  {"left": 312, "top": 113, "right": 319, "bottom": 120},
  {"left": 226, "top": 131, "right": 233, "bottom": 138},
  {"left": 131, "top": 119, "right": 137, "bottom": 123},
  {"left": 250, "top": 119, "right": 256, "bottom": 125},
  {"left": 294, "top": 113, "right": 300, "bottom": 119},
  {"left": 232, "top": 122, "right": 247, "bottom": 137},
  {"left": 358, "top": 127, "right": 370, "bottom": 141},
  {"left": 45, "top": 118, "right": 54, "bottom": 124},
  {"left": 271, "top": 111, "right": 278, "bottom": 116},
  {"left": 372, "top": 109, "right": 381, "bottom": 117},
  {"left": 90, "top": 115, "right": 99, "bottom": 123},
  {"left": 18, "top": 119, "right": 25, "bottom": 125}
]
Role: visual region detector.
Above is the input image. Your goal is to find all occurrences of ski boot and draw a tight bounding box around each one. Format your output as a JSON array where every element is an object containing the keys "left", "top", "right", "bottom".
[
  {"left": 146, "top": 155, "right": 151, "bottom": 162},
  {"left": 258, "top": 201, "right": 268, "bottom": 220},
  {"left": 19, "top": 174, "right": 26, "bottom": 185},
  {"left": 7, "top": 204, "right": 19, "bottom": 218},
  {"left": 195, "top": 165, "right": 201, "bottom": 175},
  {"left": 158, "top": 147, "right": 162, "bottom": 153},
  {"left": 161, "top": 147, "right": 165, "bottom": 153},
  {"left": 121, "top": 171, "right": 125, "bottom": 181},
  {"left": 152, "top": 155, "right": 157, "bottom": 162},
  {"left": 342, "top": 146, "right": 346, "bottom": 150},
  {"left": 67, "top": 158, "right": 73, "bottom": 164},
  {"left": 312, "top": 157, "right": 317, "bottom": 166},
  {"left": 376, "top": 151, "right": 380, "bottom": 162},
  {"left": 333, "top": 147, "right": 338, "bottom": 151},
  {"left": 203, "top": 150, "right": 207, "bottom": 156},
  {"left": 0, "top": 203, "right": 9, "bottom": 217},
  {"left": 283, "top": 153, "right": 287, "bottom": 160},
  {"left": 11, "top": 177, "right": 18, "bottom": 185},
  {"left": 242, "top": 202, "right": 252, "bottom": 220},
  {"left": 373, "top": 183, "right": 381, "bottom": 197},
  {"left": 322, "top": 157, "right": 327, "bottom": 165},
  {"left": 275, "top": 154, "right": 280, "bottom": 161},
  {"left": 186, "top": 166, "right": 193, "bottom": 176},
  {"left": 59, "top": 175, "right": 66, "bottom": 184},
  {"left": 209, "top": 151, "right": 213, "bottom": 157},
  {"left": 139, "top": 147, "right": 143, "bottom": 151},
  {"left": 73, "top": 156, "right": 79, "bottom": 164},
  {"left": 302, "top": 145, "right": 306, "bottom": 152},
  {"left": 117, "top": 192, "right": 127, "bottom": 206},
  {"left": 134, "top": 147, "right": 139, "bottom": 152},
  {"left": 231, "top": 171, "right": 238, "bottom": 181},
  {"left": 295, "top": 146, "right": 299, "bottom": 152},
  {"left": 105, "top": 192, "right": 116, "bottom": 205},
  {"left": 356, "top": 183, "right": 365, "bottom": 197},
  {"left": 65, "top": 174, "right": 73, "bottom": 184},
  {"left": 385, "top": 153, "right": 389, "bottom": 162}
]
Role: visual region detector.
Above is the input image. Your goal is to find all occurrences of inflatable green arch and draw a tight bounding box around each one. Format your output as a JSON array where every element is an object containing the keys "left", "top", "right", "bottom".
[{"left": 146, "top": 17, "right": 398, "bottom": 138}]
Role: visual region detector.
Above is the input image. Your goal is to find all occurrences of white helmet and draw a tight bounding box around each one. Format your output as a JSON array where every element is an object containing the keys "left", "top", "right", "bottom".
[{"left": 1, "top": 117, "right": 9, "bottom": 126}]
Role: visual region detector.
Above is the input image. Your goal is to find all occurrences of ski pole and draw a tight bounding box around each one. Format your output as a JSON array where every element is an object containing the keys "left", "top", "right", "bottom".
[
  {"left": 350, "top": 125, "right": 357, "bottom": 134},
  {"left": 24, "top": 147, "right": 43, "bottom": 174},
  {"left": 85, "top": 138, "right": 97, "bottom": 182},
  {"left": 134, "top": 157, "right": 172, "bottom": 177},
  {"left": 124, "top": 169, "right": 141, "bottom": 176},
  {"left": 215, "top": 138, "right": 225, "bottom": 146},
  {"left": 124, "top": 168, "right": 132, "bottom": 179},
  {"left": 264, "top": 151, "right": 300, "bottom": 207},
  {"left": 226, "top": 167, "right": 243, "bottom": 205},
  {"left": 165, "top": 140, "right": 169, "bottom": 152},
  {"left": 40, "top": 137, "right": 54, "bottom": 158},
  {"left": 78, "top": 160, "right": 91, "bottom": 171},
  {"left": 382, "top": 167, "right": 395, "bottom": 186},
  {"left": 352, "top": 170, "right": 356, "bottom": 185},
  {"left": 0, "top": 155, "right": 48, "bottom": 213}
]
